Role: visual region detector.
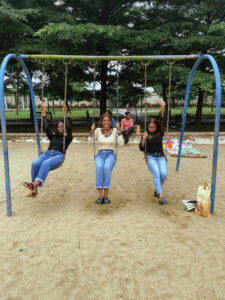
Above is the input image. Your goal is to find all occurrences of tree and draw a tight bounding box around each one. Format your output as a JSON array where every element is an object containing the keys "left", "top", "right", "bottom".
[
  {"left": 129, "top": 0, "right": 225, "bottom": 124},
  {"left": 33, "top": 0, "right": 149, "bottom": 114},
  {"left": 2, "top": 0, "right": 225, "bottom": 125}
]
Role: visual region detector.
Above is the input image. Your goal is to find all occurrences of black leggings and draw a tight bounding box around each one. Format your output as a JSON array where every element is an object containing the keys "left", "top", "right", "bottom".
[{"left": 122, "top": 126, "right": 134, "bottom": 143}]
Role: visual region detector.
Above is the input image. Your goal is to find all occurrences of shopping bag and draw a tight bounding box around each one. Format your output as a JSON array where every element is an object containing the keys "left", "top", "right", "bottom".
[{"left": 195, "top": 181, "right": 211, "bottom": 217}]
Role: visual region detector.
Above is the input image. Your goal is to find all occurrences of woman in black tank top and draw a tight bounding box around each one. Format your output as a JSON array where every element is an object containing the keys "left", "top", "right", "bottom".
[{"left": 139, "top": 100, "right": 168, "bottom": 205}]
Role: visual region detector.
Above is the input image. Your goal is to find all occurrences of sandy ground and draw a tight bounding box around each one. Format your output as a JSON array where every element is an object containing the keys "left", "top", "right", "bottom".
[{"left": 0, "top": 142, "right": 224, "bottom": 300}]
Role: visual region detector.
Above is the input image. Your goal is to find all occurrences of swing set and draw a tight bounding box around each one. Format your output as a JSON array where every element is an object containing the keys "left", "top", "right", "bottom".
[{"left": 0, "top": 54, "right": 221, "bottom": 216}]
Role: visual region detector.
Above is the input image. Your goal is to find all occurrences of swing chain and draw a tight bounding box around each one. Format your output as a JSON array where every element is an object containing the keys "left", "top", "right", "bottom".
[
  {"left": 40, "top": 61, "right": 46, "bottom": 104},
  {"left": 166, "top": 60, "right": 175, "bottom": 136},
  {"left": 143, "top": 62, "right": 149, "bottom": 130},
  {"left": 115, "top": 62, "right": 121, "bottom": 158},
  {"left": 116, "top": 62, "right": 120, "bottom": 122},
  {"left": 165, "top": 60, "right": 175, "bottom": 158},
  {"left": 142, "top": 61, "right": 150, "bottom": 158},
  {"left": 90, "top": 61, "right": 98, "bottom": 157},
  {"left": 62, "top": 60, "right": 71, "bottom": 154},
  {"left": 39, "top": 60, "right": 46, "bottom": 153},
  {"left": 90, "top": 61, "right": 97, "bottom": 124},
  {"left": 63, "top": 61, "right": 68, "bottom": 105}
]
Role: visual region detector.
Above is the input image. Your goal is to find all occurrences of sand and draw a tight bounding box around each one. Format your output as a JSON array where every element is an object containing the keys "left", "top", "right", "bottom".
[{"left": 0, "top": 141, "right": 224, "bottom": 300}]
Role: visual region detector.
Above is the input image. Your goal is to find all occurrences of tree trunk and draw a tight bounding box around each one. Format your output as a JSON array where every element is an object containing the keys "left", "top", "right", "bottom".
[
  {"left": 22, "top": 96, "right": 25, "bottom": 110},
  {"left": 4, "top": 92, "right": 8, "bottom": 110},
  {"left": 172, "top": 97, "right": 175, "bottom": 108},
  {"left": 162, "top": 82, "right": 168, "bottom": 116},
  {"left": 47, "top": 98, "right": 50, "bottom": 111},
  {"left": 211, "top": 94, "right": 215, "bottom": 112},
  {"left": 16, "top": 73, "right": 20, "bottom": 115},
  {"left": 15, "top": 92, "right": 19, "bottom": 116},
  {"left": 52, "top": 97, "right": 55, "bottom": 114},
  {"left": 29, "top": 94, "right": 34, "bottom": 121},
  {"left": 195, "top": 88, "right": 204, "bottom": 127},
  {"left": 100, "top": 60, "right": 108, "bottom": 115}
]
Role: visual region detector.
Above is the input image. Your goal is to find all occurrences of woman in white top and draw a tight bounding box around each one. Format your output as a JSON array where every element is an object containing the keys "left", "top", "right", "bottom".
[{"left": 88, "top": 113, "right": 124, "bottom": 204}]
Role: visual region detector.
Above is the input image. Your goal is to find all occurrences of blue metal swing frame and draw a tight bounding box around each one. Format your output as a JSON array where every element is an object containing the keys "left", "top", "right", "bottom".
[
  {"left": 0, "top": 54, "right": 221, "bottom": 216},
  {"left": 176, "top": 54, "right": 221, "bottom": 214}
]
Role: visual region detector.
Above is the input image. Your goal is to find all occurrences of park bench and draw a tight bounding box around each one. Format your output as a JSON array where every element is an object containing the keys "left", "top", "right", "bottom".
[{"left": 171, "top": 113, "right": 191, "bottom": 129}]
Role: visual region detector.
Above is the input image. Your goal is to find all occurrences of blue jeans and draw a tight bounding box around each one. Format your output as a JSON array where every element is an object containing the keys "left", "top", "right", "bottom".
[
  {"left": 31, "top": 150, "right": 64, "bottom": 185},
  {"left": 95, "top": 150, "right": 116, "bottom": 189},
  {"left": 147, "top": 155, "right": 168, "bottom": 194}
]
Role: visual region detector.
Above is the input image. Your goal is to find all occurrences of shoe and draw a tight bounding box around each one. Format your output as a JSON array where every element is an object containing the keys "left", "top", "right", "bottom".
[
  {"left": 103, "top": 197, "right": 111, "bottom": 204},
  {"left": 95, "top": 197, "right": 104, "bottom": 204},
  {"left": 27, "top": 192, "right": 38, "bottom": 198},
  {"left": 22, "top": 181, "right": 35, "bottom": 192},
  {"left": 22, "top": 181, "right": 37, "bottom": 197},
  {"left": 154, "top": 190, "right": 159, "bottom": 198},
  {"left": 159, "top": 197, "right": 168, "bottom": 205}
]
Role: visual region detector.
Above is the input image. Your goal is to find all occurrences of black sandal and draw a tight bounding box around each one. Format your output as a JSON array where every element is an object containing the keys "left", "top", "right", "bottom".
[
  {"left": 95, "top": 197, "right": 104, "bottom": 204},
  {"left": 154, "top": 190, "right": 159, "bottom": 198},
  {"left": 103, "top": 197, "right": 111, "bottom": 204},
  {"left": 159, "top": 197, "right": 168, "bottom": 205}
]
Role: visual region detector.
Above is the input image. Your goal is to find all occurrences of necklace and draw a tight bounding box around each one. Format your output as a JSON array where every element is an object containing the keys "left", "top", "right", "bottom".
[{"left": 101, "top": 128, "right": 113, "bottom": 137}]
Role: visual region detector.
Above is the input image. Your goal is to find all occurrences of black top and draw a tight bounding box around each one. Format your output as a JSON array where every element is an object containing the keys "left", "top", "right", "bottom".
[
  {"left": 139, "top": 116, "right": 165, "bottom": 157},
  {"left": 44, "top": 116, "right": 73, "bottom": 154},
  {"left": 139, "top": 134, "right": 164, "bottom": 157}
]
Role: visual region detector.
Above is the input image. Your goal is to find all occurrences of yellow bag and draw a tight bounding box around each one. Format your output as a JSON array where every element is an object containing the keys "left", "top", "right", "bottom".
[
  {"left": 133, "top": 124, "right": 140, "bottom": 134},
  {"left": 195, "top": 181, "right": 211, "bottom": 217}
]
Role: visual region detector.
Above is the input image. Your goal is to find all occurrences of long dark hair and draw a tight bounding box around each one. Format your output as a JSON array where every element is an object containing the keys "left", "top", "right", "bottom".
[
  {"left": 99, "top": 113, "right": 112, "bottom": 128},
  {"left": 146, "top": 117, "right": 164, "bottom": 138}
]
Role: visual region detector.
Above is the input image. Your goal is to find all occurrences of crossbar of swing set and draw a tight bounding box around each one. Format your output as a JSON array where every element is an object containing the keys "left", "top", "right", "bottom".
[{"left": 19, "top": 54, "right": 199, "bottom": 61}]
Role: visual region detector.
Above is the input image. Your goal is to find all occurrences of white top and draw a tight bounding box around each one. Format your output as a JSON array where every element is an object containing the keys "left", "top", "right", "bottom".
[{"left": 88, "top": 128, "right": 124, "bottom": 153}]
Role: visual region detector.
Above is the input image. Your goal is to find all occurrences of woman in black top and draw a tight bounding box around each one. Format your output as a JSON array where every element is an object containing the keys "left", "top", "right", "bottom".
[
  {"left": 22, "top": 105, "right": 73, "bottom": 197},
  {"left": 139, "top": 100, "right": 168, "bottom": 204}
]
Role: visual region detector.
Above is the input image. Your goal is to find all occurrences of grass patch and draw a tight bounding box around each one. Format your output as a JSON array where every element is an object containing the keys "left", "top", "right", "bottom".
[{"left": 1, "top": 107, "right": 224, "bottom": 119}]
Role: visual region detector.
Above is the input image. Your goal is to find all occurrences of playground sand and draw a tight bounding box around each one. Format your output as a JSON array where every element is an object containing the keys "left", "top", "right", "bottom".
[{"left": 0, "top": 142, "right": 224, "bottom": 299}]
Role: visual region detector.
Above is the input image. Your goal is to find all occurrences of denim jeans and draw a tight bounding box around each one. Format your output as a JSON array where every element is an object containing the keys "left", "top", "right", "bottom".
[
  {"left": 95, "top": 150, "right": 116, "bottom": 189},
  {"left": 146, "top": 155, "right": 168, "bottom": 194},
  {"left": 31, "top": 150, "right": 64, "bottom": 185}
]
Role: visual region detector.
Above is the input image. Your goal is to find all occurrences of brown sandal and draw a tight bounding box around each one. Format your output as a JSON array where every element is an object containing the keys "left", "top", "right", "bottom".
[{"left": 27, "top": 192, "right": 38, "bottom": 198}]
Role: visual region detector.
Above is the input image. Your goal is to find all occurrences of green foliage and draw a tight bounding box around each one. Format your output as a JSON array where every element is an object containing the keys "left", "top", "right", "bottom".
[{"left": 1, "top": 0, "right": 225, "bottom": 116}]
